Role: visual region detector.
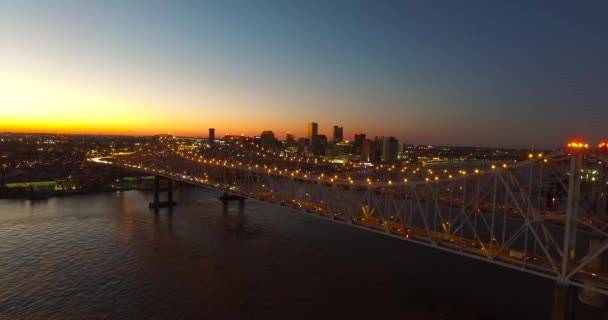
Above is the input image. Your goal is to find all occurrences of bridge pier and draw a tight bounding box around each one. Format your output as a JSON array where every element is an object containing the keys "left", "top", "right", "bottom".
[
  {"left": 578, "top": 238, "right": 607, "bottom": 308},
  {"left": 219, "top": 192, "right": 246, "bottom": 212},
  {"left": 551, "top": 285, "right": 576, "bottom": 320},
  {"left": 149, "top": 176, "right": 177, "bottom": 209}
]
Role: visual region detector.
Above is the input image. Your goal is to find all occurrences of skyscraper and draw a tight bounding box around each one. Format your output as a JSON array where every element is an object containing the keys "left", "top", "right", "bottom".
[
  {"left": 318, "top": 134, "right": 328, "bottom": 155},
  {"left": 333, "top": 125, "right": 343, "bottom": 143},
  {"left": 353, "top": 133, "right": 366, "bottom": 156},
  {"left": 209, "top": 128, "right": 215, "bottom": 144},
  {"left": 286, "top": 132, "right": 295, "bottom": 142},
  {"left": 308, "top": 122, "right": 318, "bottom": 153},
  {"left": 361, "top": 139, "right": 372, "bottom": 161},
  {"left": 308, "top": 122, "right": 318, "bottom": 142},
  {"left": 383, "top": 136, "right": 399, "bottom": 162},
  {"left": 372, "top": 136, "right": 384, "bottom": 162}
]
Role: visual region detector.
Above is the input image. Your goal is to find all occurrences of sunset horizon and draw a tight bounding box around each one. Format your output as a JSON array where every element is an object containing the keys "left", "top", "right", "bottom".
[{"left": 3, "top": 1, "right": 607, "bottom": 150}]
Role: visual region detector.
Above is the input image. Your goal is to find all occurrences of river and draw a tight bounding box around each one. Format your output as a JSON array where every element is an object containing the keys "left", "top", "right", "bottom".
[{"left": 0, "top": 187, "right": 553, "bottom": 319}]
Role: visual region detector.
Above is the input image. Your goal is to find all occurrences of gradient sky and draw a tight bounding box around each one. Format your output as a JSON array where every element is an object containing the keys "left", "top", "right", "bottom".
[{"left": 1, "top": 1, "right": 607, "bottom": 148}]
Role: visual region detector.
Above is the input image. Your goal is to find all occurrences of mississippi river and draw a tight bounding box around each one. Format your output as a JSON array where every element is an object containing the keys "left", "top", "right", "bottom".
[{"left": 0, "top": 187, "right": 553, "bottom": 319}]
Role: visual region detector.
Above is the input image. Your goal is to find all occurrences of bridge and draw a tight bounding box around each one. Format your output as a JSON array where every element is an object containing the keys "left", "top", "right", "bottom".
[{"left": 92, "top": 136, "right": 608, "bottom": 319}]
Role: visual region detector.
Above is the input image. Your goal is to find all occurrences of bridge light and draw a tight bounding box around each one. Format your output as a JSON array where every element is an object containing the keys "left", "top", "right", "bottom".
[{"left": 567, "top": 141, "right": 589, "bottom": 149}]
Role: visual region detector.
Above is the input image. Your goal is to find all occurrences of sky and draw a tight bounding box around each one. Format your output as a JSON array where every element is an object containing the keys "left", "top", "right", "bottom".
[{"left": 1, "top": 1, "right": 607, "bottom": 148}]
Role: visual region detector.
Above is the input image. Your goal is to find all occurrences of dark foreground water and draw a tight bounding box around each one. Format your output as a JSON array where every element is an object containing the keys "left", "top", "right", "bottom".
[{"left": 0, "top": 187, "right": 554, "bottom": 319}]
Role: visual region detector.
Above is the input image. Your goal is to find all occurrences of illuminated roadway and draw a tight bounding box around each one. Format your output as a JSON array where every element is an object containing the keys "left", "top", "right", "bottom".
[{"left": 90, "top": 139, "right": 608, "bottom": 301}]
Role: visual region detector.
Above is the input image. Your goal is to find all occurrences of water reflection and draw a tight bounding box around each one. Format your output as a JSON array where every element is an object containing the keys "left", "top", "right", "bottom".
[{"left": 0, "top": 188, "right": 554, "bottom": 319}]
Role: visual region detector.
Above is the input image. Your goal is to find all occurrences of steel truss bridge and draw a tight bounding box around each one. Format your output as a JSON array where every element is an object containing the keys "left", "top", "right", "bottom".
[{"left": 94, "top": 137, "right": 608, "bottom": 306}]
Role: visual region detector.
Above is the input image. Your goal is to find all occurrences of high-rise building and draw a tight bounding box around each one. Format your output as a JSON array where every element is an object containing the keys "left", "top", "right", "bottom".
[
  {"left": 209, "top": 128, "right": 215, "bottom": 144},
  {"left": 353, "top": 133, "right": 366, "bottom": 156},
  {"left": 286, "top": 132, "right": 295, "bottom": 142},
  {"left": 333, "top": 126, "right": 343, "bottom": 143},
  {"left": 318, "top": 134, "right": 328, "bottom": 155},
  {"left": 260, "top": 131, "right": 276, "bottom": 149},
  {"left": 383, "top": 136, "right": 399, "bottom": 162},
  {"left": 308, "top": 122, "right": 318, "bottom": 153},
  {"left": 372, "top": 136, "right": 384, "bottom": 162},
  {"left": 308, "top": 122, "right": 318, "bottom": 143},
  {"left": 297, "top": 138, "right": 309, "bottom": 154},
  {"left": 285, "top": 132, "right": 297, "bottom": 153},
  {"left": 361, "top": 139, "right": 372, "bottom": 161},
  {"left": 335, "top": 141, "right": 352, "bottom": 157}
]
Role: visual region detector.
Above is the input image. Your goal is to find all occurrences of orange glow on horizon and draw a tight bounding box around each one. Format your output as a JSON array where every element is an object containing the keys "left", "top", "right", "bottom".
[{"left": 0, "top": 72, "right": 270, "bottom": 137}]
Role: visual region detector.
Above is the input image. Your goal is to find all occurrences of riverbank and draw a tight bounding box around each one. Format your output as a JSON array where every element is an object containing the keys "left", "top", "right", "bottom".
[{"left": 0, "top": 176, "right": 163, "bottom": 200}]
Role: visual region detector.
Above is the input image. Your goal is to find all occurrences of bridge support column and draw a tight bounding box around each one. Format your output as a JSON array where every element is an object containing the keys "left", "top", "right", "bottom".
[
  {"left": 551, "top": 284, "right": 576, "bottom": 320},
  {"left": 219, "top": 192, "right": 246, "bottom": 212},
  {"left": 149, "top": 176, "right": 177, "bottom": 209},
  {"left": 578, "top": 238, "right": 607, "bottom": 308}
]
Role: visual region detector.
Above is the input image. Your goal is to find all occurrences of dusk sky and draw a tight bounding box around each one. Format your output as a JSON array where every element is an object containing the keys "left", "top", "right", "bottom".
[{"left": 1, "top": 1, "right": 607, "bottom": 148}]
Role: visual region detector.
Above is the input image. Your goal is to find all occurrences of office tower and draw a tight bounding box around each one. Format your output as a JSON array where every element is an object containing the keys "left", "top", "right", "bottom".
[
  {"left": 372, "top": 136, "right": 384, "bottom": 162},
  {"left": 285, "top": 132, "right": 297, "bottom": 153},
  {"left": 260, "top": 131, "right": 276, "bottom": 149},
  {"left": 286, "top": 132, "right": 295, "bottom": 142},
  {"left": 318, "top": 134, "right": 328, "bottom": 155},
  {"left": 333, "top": 125, "right": 343, "bottom": 143},
  {"left": 361, "top": 139, "right": 372, "bottom": 161},
  {"left": 334, "top": 141, "right": 352, "bottom": 157},
  {"left": 383, "top": 136, "right": 399, "bottom": 162},
  {"left": 297, "top": 138, "right": 309, "bottom": 154},
  {"left": 353, "top": 133, "right": 366, "bottom": 156},
  {"left": 308, "top": 122, "right": 318, "bottom": 153},
  {"left": 209, "top": 128, "right": 215, "bottom": 144}
]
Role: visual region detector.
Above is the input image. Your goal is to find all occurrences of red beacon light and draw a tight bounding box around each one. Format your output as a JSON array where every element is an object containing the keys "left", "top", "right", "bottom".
[
  {"left": 599, "top": 142, "right": 608, "bottom": 151},
  {"left": 567, "top": 141, "right": 589, "bottom": 149}
]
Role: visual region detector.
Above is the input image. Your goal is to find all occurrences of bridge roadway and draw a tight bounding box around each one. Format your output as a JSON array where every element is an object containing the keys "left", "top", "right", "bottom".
[{"left": 92, "top": 150, "right": 608, "bottom": 302}]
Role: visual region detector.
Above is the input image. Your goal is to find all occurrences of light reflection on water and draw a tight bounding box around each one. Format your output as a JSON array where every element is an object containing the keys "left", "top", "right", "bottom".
[{"left": 0, "top": 188, "right": 552, "bottom": 319}]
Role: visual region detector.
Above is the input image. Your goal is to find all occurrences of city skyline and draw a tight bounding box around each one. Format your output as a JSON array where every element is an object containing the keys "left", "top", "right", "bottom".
[{"left": 2, "top": 1, "right": 608, "bottom": 148}]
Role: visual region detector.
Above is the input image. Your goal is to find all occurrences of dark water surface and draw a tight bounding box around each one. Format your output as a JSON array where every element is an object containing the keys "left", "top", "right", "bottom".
[{"left": 0, "top": 187, "right": 553, "bottom": 319}]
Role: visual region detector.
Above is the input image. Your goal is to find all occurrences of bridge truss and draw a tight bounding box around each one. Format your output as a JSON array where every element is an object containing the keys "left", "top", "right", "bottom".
[{"left": 99, "top": 139, "right": 608, "bottom": 298}]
